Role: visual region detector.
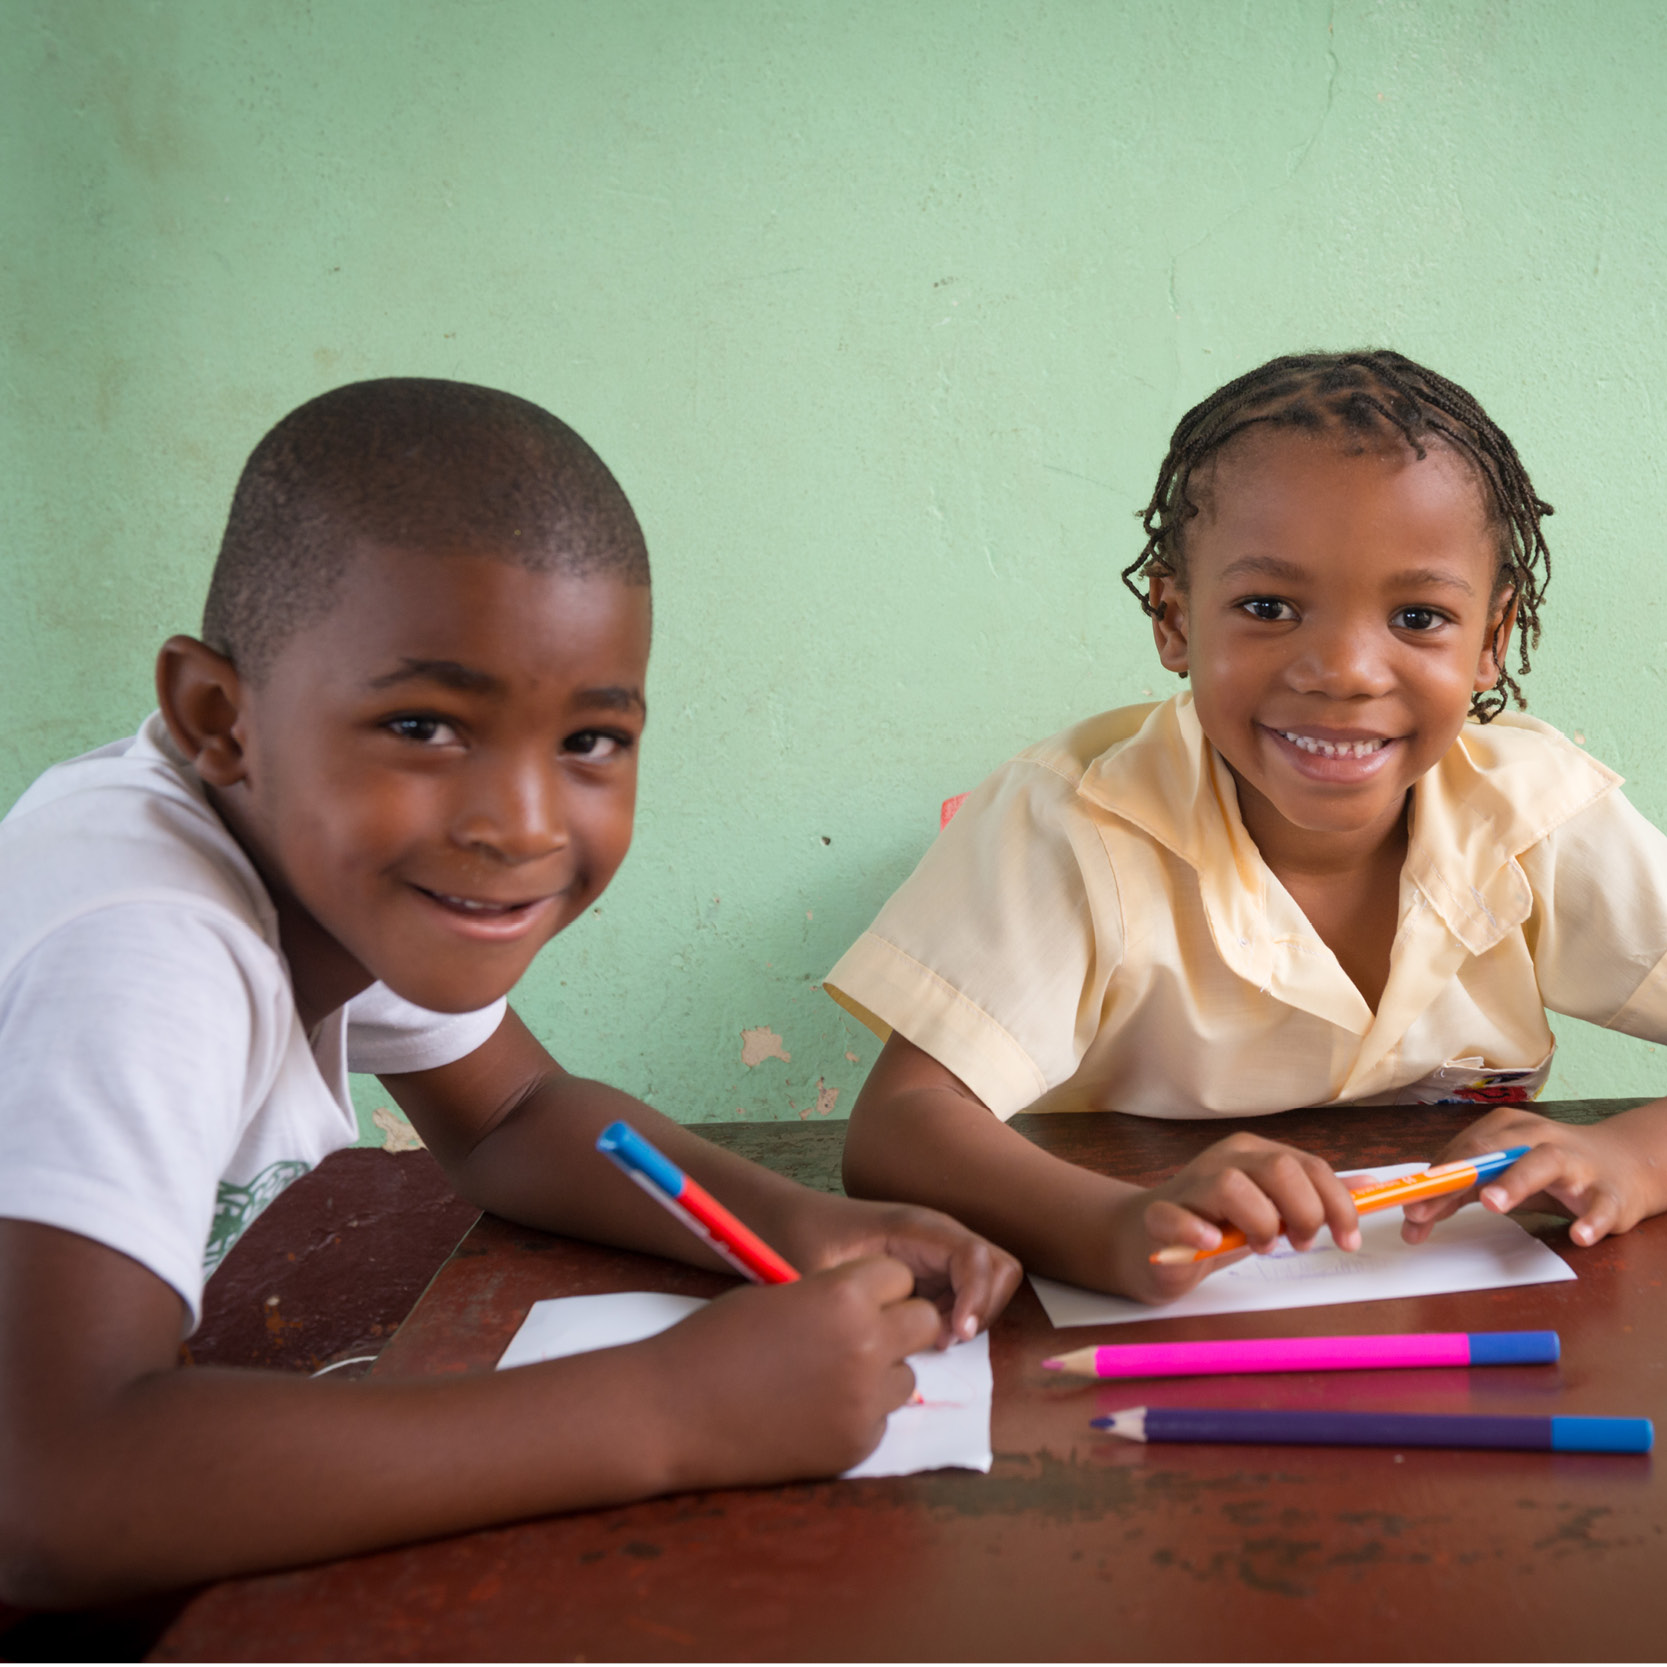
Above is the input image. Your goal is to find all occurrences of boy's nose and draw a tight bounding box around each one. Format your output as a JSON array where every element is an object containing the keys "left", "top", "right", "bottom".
[
  {"left": 454, "top": 758, "right": 569, "bottom": 862},
  {"left": 1287, "top": 618, "right": 1395, "bottom": 699}
]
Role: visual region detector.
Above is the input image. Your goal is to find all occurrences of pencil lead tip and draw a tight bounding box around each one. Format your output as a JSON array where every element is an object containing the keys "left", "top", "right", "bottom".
[{"left": 1041, "top": 1357, "right": 1063, "bottom": 1370}]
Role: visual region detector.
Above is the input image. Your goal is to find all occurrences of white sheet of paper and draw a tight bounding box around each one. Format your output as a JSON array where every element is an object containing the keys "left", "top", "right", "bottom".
[
  {"left": 1029, "top": 1162, "right": 1576, "bottom": 1330},
  {"left": 496, "top": 1290, "right": 993, "bottom": 1477},
  {"left": 496, "top": 1290, "right": 709, "bottom": 1366}
]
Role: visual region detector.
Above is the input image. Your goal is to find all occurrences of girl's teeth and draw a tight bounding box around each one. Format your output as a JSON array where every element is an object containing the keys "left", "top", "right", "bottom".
[{"left": 1278, "top": 731, "right": 1387, "bottom": 759}]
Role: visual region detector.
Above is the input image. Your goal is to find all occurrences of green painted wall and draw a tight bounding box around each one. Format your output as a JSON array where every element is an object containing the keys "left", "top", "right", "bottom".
[{"left": 5, "top": 0, "right": 1666, "bottom": 1138}]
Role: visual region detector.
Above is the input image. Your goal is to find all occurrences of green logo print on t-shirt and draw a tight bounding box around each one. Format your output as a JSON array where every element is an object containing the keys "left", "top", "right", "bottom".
[{"left": 204, "top": 1160, "right": 310, "bottom": 1277}]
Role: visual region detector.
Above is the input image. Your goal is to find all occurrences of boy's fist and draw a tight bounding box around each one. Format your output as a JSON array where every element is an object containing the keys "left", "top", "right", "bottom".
[
  {"left": 782, "top": 1196, "right": 1023, "bottom": 1347},
  {"left": 640, "top": 1257, "right": 941, "bottom": 1490}
]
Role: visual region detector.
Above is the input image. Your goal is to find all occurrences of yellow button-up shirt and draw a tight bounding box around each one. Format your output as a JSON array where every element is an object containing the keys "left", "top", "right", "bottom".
[{"left": 826, "top": 695, "right": 1667, "bottom": 1120}]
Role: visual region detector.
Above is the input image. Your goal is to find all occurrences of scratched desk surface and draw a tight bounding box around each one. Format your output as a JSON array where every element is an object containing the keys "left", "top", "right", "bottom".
[{"left": 153, "top": 1103, "right": 1667, "bottom": 1662}]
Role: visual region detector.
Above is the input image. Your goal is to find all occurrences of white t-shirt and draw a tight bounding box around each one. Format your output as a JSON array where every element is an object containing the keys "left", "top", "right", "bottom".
[{"left": 0, "top": 713, "right": 506, "bottom": 1331}]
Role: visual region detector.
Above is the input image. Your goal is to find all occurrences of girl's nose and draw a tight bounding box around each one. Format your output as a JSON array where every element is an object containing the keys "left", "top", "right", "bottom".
[
  {"left": 1286, "top": 617, "right": 1394, "bottom": 699},
  {"left": 454, "top": 756, "right": 569, "bottom": 862}
]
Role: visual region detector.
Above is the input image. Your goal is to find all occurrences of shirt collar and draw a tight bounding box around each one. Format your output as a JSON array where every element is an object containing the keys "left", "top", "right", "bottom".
[
  {"left": 1076, "top": 696, "right": 1289, "bottom": 1005},
  {"left": 1073, "top": 693, "right": 1621, "bottom": 1031},
  {"left": 1406, "top": 711, "right": 1621, "bottom": 954}
]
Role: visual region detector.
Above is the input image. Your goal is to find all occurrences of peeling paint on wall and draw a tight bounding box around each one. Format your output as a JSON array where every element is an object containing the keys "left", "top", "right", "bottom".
[
  {"left": 740, "top": 1026, "right": 791, "bottom": 1067},
  {"left": 371, "top": 1106, "right": 425, "bottom": 1152},
  {"left": 797, "top": 1077, "right": 840, "bottom": 1120}
]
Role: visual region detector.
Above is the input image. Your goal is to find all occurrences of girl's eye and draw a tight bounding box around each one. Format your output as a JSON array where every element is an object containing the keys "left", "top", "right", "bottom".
[
  {"left": 1240, "top": 597, "right": 1296, "bottom": 623},
  {"left": 1393, "top": 606, "right": 1445, "bottom": 633},
  {"left": 385, "top": 715, "right": 458, "bottom": 746},
  {"left": 565, "top": 728, "right": 631, "bottom": 760}
]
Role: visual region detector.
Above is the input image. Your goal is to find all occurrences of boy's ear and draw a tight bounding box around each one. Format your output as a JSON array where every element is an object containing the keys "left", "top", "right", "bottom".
[
  {"left": 1475, "top": 590, "right": 1519, "bottom": 691},
  {"left": 1149, "top": 575, "right": 1191, "bottom": 677},
  {"left": 155, "top": 635, "right": 251, "bottom": 787}
]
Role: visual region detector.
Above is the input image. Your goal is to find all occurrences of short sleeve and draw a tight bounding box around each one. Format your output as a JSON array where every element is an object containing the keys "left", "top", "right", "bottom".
[
  {"left": 0, "top": 905, "right": 287, "bottom": 1324},
  {"left": 344, "top": 984, "right": 507, "bottom": 1075},
  {"left": 825, "top": 759, "right": 1123, "bottom": 1119},
  {"left": 1518, "top": 787, "right": 1667, "bottom": 1039}
]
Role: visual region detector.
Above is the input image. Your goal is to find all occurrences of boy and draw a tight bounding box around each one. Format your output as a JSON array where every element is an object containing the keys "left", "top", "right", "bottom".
[{"left": 0, "top": 379, "right": 1019, "bottom": 1608}]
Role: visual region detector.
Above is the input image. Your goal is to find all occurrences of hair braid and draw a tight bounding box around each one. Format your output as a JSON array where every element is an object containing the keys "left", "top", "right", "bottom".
[{"left": 1120, "top": 350, "right": 1552, "bottom": 721}]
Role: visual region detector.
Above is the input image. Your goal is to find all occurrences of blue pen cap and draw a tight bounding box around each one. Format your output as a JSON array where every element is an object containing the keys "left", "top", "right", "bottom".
[
  {"left": 1549, "top": 1416, "right": 1653, "bottom": 1454},
  {"left": 1468, "top": 1330, "right": 1559, "bottom": 1366},
  {"left": 597, "top": 1120, "right": 686, "bottom": 1195},
  {"left": 1469, "top": 1144, "right": 1533, "bottom": 1182}
]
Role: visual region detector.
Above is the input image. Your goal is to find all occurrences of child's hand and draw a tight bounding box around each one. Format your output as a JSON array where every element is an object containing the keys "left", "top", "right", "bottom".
[
  {"left": 1106, "top": 1131, "right": 1364, "bottom": 1303},
  {"left": 642, "top": 1256, "right": 941, "bottom": 1489},
  {"left": 786, "top": 1196, "right": 1023, "bottom": 1348},
  {"left": 1401, "top": 1106, "right": 1667, "bottom": 1249}
]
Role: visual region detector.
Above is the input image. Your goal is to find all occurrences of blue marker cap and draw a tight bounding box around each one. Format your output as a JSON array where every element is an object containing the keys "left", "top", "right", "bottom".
[
  {"left": 1548, "top": 1416, "right": 1653, "bottom": 1454},
  {"left": 1468, "top": 1330, "right": 1560, "bottom": 1366},
  {"left": 597, "top": 1120, "right": 686, "bottom": 1197},
  {"left": 1469, "top": 1144, "right": 1533, "bottom": 1182}
]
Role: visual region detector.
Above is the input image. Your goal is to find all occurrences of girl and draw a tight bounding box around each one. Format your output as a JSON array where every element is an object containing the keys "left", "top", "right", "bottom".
[{"left": 827, "top": 350, "right": 1667, "bottom": 1301}]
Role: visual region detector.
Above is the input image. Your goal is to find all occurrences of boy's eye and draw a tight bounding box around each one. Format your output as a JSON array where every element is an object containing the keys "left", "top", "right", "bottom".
[
  {"left": 385, "top": 715, "right": 459, "bottom": 746},
  {"left": 1393, "top": 606, "right": 1445, "bottom": 632},
  {"left": 1240, "top": 597, "right": 1297, "bottom": 623},
  {"left": 565, "top": 728, "right": 632, "bottom": 760}
]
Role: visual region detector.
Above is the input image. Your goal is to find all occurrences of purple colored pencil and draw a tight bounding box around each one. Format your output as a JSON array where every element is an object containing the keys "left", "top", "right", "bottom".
[
  {"left": 1093, "top": 1406, "right": 1653, "bottom": 1453},
  {"left": 1043, "top": 1330, "right": 1558, "bottom": 1380}
]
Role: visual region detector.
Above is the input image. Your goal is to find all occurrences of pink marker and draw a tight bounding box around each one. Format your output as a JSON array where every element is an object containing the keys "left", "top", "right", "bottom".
[{"left": 1043, "top": 1330, "right": 1558, "bottom": 1379}]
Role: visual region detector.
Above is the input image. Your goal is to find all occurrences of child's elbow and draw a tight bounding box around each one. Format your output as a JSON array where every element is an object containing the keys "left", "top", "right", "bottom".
[
  {"left": 840, "top": 1102, "right": 893, "bottom": 1201},
  {"left": 0, "top": 1495, "right": 80, "bottom": 1611},
  {"left": 0, "top": 1457, "right": 133, "bottom": 1610}
]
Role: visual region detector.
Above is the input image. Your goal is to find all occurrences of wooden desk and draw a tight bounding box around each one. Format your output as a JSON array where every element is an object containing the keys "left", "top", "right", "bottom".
[{"left": 154, "top": 1103, "right": 1667, "bottom": 1661}]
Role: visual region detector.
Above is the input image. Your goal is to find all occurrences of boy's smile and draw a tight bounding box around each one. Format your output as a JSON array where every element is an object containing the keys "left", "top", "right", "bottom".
[
  {"left": 179, "top": 545, "right": 651, "bottom": 1022},
  {"left": 1150, "top": 427, "right": 1514, "bottom": 874}
]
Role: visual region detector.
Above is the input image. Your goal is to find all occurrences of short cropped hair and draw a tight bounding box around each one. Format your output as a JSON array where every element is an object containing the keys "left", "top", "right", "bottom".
[
  {"left": 1120, "top": 350, "right": 1551, "bottom": 721},
  {"left": 202, "top": 378, "right": 648, "bottom": 681}
]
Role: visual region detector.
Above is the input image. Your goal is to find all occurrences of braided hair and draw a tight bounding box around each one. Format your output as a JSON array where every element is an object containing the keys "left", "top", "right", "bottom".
[{"left": 1119, "top": 350, "right": 1551, "bottom": 721}]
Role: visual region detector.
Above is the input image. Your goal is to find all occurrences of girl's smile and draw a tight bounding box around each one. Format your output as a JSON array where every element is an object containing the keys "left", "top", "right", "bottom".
[
  {"left": 1265, "top": 724, "right": 1401, "bottom": 782},
  {"left": 1149, "top": 425, "right": 1515, "bottom": 876}
]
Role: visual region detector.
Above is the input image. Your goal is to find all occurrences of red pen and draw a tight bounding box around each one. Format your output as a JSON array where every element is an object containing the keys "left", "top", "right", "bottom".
[{"left": 597, "top": 1120, "right": 799, "bottom": 1282}]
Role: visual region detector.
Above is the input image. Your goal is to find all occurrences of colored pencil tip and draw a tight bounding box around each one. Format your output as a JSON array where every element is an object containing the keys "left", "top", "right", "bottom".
[{"left": 1041, "top": 1357, "right": 1063, "bottom": 1370}]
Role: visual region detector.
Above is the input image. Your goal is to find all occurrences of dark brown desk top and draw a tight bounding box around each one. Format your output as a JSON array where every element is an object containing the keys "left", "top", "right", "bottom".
[{"left": 155, "top": 1103, "right": 1667, "bottom": 1662}]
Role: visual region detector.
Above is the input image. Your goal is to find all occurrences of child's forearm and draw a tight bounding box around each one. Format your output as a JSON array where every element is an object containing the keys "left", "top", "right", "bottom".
[
  {"left": 0, "top": 1220, "right": 934, "bottom": 1609},
  {"left": 382, "top": 1011, "right": 1021, "bottom": 1338},
  {"left": 0, "top": 1218, "right": 692, "bottom": 1607},
  {"left": 8, "top": 1337, "right": 681, "bottom": 1607},
  {"left": 843, "top": 1051, "right": 1141, "bottom": 1291},
  {"left": 383, "top": 1009, "right": 821, "bottom": 1272},
  {"left": 422, "top": 1065, "right": 839, "bottom": 1270}
]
